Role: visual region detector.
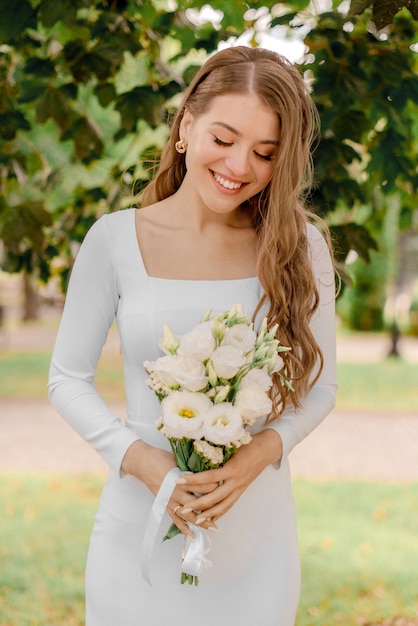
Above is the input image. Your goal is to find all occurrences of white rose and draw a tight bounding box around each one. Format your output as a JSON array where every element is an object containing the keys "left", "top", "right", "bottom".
[
  {"left": 172, "top": 354, "right": 208, "bottom": 392},
  {"left": 177, "top": 321, "right": 217, "bottom": 361},
  {"left": 148, "top": 354, "right": 182, "bottom": 388},
  {"left": 222, "top": 324, "right": 256, "bottom": 353},
  {"left": 234, "top": 387, "right": 273, "bottom": 423},
  {"left": 210, "top": 345, "right": 246, "bottom": 380},
  {"left": 240, "top": 367, "right": 273, "bottom": 392},
  {"left": 202, "top": 402, "right": 246, "bottom": 446},
  {"left": 161, "top": 390, "right": 212, "bottom": 439}
]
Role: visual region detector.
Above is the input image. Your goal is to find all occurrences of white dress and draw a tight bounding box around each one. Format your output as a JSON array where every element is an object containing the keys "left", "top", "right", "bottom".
[{"left": 48, "top": 208, "right": 337, "bottom": 626}]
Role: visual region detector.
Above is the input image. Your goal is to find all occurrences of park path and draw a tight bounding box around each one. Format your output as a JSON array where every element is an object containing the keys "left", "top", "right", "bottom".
[{"left": 0, "top": 316, "right": 417, "bottom": 480}]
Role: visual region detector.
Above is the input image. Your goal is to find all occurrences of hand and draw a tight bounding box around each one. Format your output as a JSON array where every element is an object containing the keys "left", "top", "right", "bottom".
[
  {"left": 121, "top": 440, "right": 218, "bottom": 538},
  {"left": 176, "top": 429, "right": 283, "bottom": 526}
]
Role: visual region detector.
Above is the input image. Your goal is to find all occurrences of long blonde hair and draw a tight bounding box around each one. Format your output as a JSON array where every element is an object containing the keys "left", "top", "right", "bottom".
[{"left": 141, "top": 46, "right": 334, "bottom": 415}]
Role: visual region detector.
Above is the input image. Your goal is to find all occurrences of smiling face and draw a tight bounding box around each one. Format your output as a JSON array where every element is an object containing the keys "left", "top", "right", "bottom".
[{"left": 178, "top": 93, "right": 280, "bottom": 219}]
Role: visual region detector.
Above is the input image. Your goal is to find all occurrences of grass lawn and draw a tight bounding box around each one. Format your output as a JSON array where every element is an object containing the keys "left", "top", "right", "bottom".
[
  {"left": 0, "top": 474, "right": 417, "bottom": 625},
  {"left": 0, "top": 348, "right": 417, "bottom": 412}
]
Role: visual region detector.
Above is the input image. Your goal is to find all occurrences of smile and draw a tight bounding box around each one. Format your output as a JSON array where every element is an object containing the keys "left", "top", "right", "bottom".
[{"left": 212, "top": 171, "right": 244, "bottom": 190}]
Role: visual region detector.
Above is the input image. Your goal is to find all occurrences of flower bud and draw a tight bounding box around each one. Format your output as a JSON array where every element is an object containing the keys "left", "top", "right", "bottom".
[
  {"left": 206, "top": 359, "right": 219, "bottom": 387},
  {"left": 212, "top": 319, "right": 225, "bottom": 342},
  {"left": 161, "top": 324, "right": 179, "bottom": 355},
  {"left": 214, "top": 385, "right": 230, "bottom": 404}
]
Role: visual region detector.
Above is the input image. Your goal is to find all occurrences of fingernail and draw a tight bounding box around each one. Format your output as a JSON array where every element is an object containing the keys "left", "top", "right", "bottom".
[
  {"left": 195, "top": 516, "right": 206, "bottom": 525},
  {"left": 208, "top": 525, "right": 218, "bottom": 532},
  {"left": 176, "top": 478, "right": 187, "bottom": 484},
  {"left": 181, "top": 508, "right": 193, "bottom": 515}
]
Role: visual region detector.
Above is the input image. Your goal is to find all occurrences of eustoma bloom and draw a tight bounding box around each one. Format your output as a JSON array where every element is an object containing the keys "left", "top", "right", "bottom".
[{"left": 143, "top": 303, "right": 293, "bottom": 586}]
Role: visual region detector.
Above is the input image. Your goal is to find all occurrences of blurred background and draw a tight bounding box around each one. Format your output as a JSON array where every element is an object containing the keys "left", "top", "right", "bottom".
[{"left": 0, "top": 1, "right": 417, "bottom": 624}]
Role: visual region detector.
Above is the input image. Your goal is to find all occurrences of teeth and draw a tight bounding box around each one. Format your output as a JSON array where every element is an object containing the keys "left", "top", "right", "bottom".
[{"left": 213, "top": 172, "right": 243, "bottom": 190}]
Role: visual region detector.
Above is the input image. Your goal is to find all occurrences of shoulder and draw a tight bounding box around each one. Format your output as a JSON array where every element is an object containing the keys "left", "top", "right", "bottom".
[
  {"left": 84, "top": 208, "right": 135, "bottom": 244},
  {"left": 305, "top": 222, "right": 334, "bottom": 278},
  {"left": 100, "top": 208, "right": 136, "bottom": 230}
]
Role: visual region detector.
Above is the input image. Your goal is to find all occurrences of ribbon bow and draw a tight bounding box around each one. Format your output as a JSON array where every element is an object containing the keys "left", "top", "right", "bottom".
[{"left": 141, "top": 467, "right": 211, "bottom": 586}]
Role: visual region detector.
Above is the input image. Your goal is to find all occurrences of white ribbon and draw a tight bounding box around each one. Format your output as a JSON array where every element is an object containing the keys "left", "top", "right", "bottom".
[{"left": 140, "top": 467, "right": 210, "bottom": 586}]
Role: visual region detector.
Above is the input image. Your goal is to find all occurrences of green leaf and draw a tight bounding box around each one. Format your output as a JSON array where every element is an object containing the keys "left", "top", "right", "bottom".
[
  {"left": 330, "top": 223, "right": 378, "bottom": 263},
  {"left": 331, "top": 110, "right": 369, "bottom": 142},
  {"left": 94, "top": 83, "right": 117, "bottom": 107},
  {"left": 0, "top": 112, "right": 31, "bottom": 140},
  {"left": 115, "top": 85, "right": 178, "bottom": 130},
  {"left": 35, "top": 88, "right": 75, "bottom": 131},
  {"left": 38, "top": 0, "right": 79, "bottom": 28},
  {"left": 23, "top": 57, "right": 56, "bottom": 79},
  {"left": 0, "top": 0, "right": 36, "bottom": 41},
  {"left": 63, "top": 39, "right": 90, "bottom": 83},
  {"left": 61, "top": 116, "right": 104, "bottom": 163},
  {"left": 349, "top": 0, "right": 373, "bottom": 17},
  {"left": 270, "top": 13, "right": 299, "bottom": 27},
  {"left": 0, "top": 201, "right": 52, "bottom": 253},
  {"left": 162, "top": 522, "right": 182, "bottom": 542}
]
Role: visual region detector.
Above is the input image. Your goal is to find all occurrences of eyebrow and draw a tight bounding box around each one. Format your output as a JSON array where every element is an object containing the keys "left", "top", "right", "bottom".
[{"left": 210, "top": 121, "right": 279, "bottom": 145}]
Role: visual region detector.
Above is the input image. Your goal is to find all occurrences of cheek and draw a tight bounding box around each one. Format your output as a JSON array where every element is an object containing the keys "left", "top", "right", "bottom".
[
  {"left": 257, "top": 163, "right": 275, "bottom": 187},
  {"left": 186, "top": 138, "right": 218, "bottom": 169}
]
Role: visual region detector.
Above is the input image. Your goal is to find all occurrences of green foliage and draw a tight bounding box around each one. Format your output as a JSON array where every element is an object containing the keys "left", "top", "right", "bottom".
[
  {"left": 0, "top": 0, "right": 416, "bottom": 301},
  {"left": 337, "top": 252, "right": 389, "bottom": 330}
]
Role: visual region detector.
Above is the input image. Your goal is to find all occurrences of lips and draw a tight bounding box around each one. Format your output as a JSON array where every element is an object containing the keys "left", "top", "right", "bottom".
[{"left": 212, "top": 171, "right": 244, "bottom": 190}]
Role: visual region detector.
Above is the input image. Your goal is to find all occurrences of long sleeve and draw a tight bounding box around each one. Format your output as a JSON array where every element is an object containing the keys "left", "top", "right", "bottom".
[
  {"left": 267, "top": 224, "right": 338, "bottom": 461},
  {"left": 48, "top": 216, "right": 140, "bottom": 473}
]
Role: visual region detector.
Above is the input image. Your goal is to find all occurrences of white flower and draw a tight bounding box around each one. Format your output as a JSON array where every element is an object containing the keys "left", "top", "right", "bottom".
[
  {"left": 160, "top": 391, "right": 212, "bottom": 439},
  {"left": 222, "top": 324, "right": 256, "bottom": 353},
  {"left": 234, "top": 387, "right": 273, "bottom": 424},
  {"left": 240, "top": 367, "right": 273, "bottom": 392},
  {"left": 202, "top": 402, "right": 247, "bottom": 446},
  {"left": 172, "top": 354, "right": 208, "bottom": 392},
  {"left": 145, "top": 354, "right": 182, "bottom": 388},
  {"left": 193, "top": 440, "right": 224, "bottom": 465},
  {"left": 177, "top": 321, "right": 217, "bottom": 362},
  {"left": 210, "top": 345, "right": 246, "bottom": 380},
  {"left": 158, "top": 324, "right": 180, "bottom": 355}
]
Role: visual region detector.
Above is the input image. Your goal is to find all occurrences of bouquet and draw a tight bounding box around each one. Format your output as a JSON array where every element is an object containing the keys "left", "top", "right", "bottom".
[{"left": 143, "top": 303, "right": 293, "bottom": 585}]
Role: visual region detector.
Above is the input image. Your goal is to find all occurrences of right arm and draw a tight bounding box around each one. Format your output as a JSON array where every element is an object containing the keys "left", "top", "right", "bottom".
[{"left": 48, "top": 216, "right": 215, "bottom": 534}]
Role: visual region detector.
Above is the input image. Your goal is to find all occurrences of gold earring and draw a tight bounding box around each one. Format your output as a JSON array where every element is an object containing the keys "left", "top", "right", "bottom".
[{"left": 175, "top": 139, "right": 187, "bottom": 154}]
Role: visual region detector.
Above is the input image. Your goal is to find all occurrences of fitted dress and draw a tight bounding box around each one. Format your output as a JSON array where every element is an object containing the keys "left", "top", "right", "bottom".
[{"left": 48, "top": 208, "right": 337, "bottom": 626}]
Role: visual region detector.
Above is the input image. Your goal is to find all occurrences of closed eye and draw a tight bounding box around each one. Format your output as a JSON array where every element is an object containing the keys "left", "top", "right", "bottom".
[
  {"left": 213, "top": 136, "right": 232, "bottom": 147},
  {"left": 255, "top": 152, "right": 274, "bottom": 161}
]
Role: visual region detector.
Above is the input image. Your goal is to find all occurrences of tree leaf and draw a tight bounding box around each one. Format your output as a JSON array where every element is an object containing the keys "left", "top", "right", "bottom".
[
  {"left": 0, "top": 0, "right": 36, "bottom": 41},
  {"left": 38, "top": 0, "right": 79, "bottom": 28},
  {"left": 330, "top": 223, "right": 378, "bottom": 263},
  {"left": 35, "top": 87, "right": 75, "bottom": 130},
  {"left": 61, "top": 116, "right": 104, "bottom": 162},
  {"left": 0, "top": 112, "right": 31, "bottom": 140},
  {"left": 94, "top": 83, "right": 117, "bottom": 107}
]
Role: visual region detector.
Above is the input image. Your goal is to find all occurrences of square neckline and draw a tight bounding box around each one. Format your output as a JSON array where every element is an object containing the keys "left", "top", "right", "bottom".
[{"left": 129, "top": 208, "right": 260, "bottom": 285}]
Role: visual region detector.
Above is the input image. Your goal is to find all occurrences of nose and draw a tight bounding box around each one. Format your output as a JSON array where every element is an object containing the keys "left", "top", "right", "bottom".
[{"left": 225, "top": 147, "right": 251, "bottom": 178}]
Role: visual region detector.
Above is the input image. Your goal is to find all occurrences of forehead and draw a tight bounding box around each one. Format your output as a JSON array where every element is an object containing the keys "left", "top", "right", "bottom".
[{"left": 199, "top": 93, "right": 279, "bottom": 138}]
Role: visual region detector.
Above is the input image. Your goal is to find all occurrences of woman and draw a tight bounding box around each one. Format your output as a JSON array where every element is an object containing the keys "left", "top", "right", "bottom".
[{"left": 48, "top": 46, "right": 337, "bottom": 625}]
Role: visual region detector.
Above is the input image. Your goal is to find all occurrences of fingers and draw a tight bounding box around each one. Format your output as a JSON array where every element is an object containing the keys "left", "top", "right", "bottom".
[
  {"left": 180, "top": 476, "right": 244, "bottom": 524},
  {"left": 169, "top": 499, "right": 218, "bottom": 536}
]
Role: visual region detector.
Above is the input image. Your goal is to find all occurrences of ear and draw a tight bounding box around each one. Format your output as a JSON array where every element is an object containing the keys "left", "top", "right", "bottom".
[{"left": 179, "top": 108, "right": 194, "bottom": 140}]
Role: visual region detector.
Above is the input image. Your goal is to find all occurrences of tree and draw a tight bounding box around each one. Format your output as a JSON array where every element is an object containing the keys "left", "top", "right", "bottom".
[{"left": 0, "top": 0, "right": 417, "bottom": 315}]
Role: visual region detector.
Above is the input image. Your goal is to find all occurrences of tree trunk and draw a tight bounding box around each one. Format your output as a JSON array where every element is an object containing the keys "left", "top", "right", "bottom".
[{"left": 22, "top": 272, "right": 39, "bottom": 321}]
